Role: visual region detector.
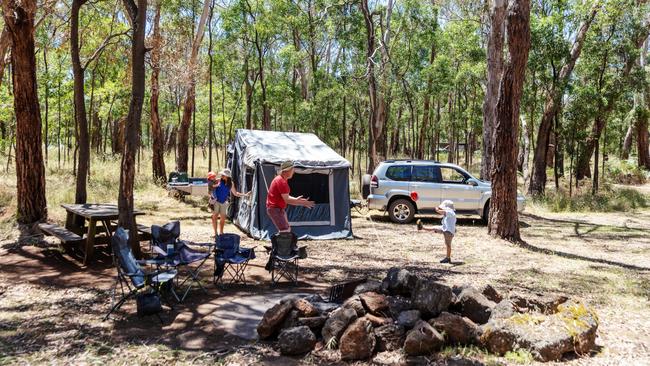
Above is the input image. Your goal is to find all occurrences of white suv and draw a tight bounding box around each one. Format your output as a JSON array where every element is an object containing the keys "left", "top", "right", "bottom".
[{"left": 362, "top": 160, "right": 525, "bottom": 224}]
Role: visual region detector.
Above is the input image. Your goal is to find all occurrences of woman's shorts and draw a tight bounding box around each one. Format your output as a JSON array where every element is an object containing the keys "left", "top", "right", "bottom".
[{"left": 210, "top": 201, "right": 229, "bottom": 216}]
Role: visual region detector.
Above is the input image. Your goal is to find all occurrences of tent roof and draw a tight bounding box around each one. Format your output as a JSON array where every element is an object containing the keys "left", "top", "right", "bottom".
[{"left": 235, "top": 129, "right": 351, "bottom": 169}]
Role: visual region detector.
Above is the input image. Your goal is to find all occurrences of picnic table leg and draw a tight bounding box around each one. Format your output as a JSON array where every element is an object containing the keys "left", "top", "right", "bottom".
[
  {"left": 83, "top": 218, "right": 97, "bottom": 265},
  {"left": 131, "top": 219, "right": 143, "bottom": 259}
]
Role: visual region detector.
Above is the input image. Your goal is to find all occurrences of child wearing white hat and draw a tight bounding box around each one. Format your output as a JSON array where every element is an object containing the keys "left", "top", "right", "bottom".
[{"left": 417, "top": 200, "right": 456, "bottom": 264}]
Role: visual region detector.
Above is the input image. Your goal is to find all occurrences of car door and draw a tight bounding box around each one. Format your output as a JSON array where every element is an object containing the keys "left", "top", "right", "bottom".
[
  {"left": 437, "top": 166, "right": 482, "bottom": 211},
  {"left": 409, "top": 165, "right": 442, "bottom": 211}
]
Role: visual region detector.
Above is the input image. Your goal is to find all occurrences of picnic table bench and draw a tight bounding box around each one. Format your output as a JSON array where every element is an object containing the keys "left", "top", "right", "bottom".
[{"left": 38, "top": 203, "right": 151, "bottom": 265}]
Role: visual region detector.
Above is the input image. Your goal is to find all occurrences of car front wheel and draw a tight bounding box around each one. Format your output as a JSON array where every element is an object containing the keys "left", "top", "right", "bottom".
[{"left": 388, "top": 199, "right": 415, "bottom": 224}]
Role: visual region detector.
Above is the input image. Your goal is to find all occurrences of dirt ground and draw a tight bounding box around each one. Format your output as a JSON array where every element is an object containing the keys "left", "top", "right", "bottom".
[{"left": 1, "top": 188, "right": 649, "bottom": 365}]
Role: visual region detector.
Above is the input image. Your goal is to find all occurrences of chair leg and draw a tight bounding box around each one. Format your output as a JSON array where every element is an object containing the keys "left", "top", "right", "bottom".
[{"left": 103, "top": 291, "right": 135, "bottom": 321}]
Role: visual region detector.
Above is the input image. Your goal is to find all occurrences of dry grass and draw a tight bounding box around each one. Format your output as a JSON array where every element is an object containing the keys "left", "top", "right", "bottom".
[{"left": 0, "top": 152, "right": 649, "bottom": 365}]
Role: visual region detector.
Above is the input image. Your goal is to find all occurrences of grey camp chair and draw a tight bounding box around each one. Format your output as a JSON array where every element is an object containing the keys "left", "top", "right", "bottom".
[{"left": 104, "top": 227, "right": 177, "bottom": 321}]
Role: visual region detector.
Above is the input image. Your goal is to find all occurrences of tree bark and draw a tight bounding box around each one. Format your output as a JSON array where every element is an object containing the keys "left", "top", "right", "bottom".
[
  {"left": 176, "top": 0, "right": 210, "bottom": 172},
  {"left": 417, "top": 44, "right": 436, "bottom": 159},
  {"left": 119, "top": 0, "right": 146, "bottom": 255},
  {"left": 360, "top": 0, "right": 379, "bottom": 173},
  {"left": 150, "top": 1, "right": 166, "bottom": 183},
  {"left": 481, "top": 0, "right": 506, "bottom": 180},
  {"left": 621, "top": 123, "right": 634, "bottom": 159},
  {"left": 2, "top": 0, "right": 47, "bottom": 224},
  {"left": 71, "top": 0, "right": 91, "bottom": 204},
  {"left": 488, "top": 0, "right": 531, "bottom": 241},
  {"left": 0, "top": 24, "right": 10, "bottom": 89}
]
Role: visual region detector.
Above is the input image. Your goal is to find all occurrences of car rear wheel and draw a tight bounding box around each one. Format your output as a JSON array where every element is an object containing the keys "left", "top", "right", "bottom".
[{"left": 389, "top": 199, "right": 415, "bottom": 224}]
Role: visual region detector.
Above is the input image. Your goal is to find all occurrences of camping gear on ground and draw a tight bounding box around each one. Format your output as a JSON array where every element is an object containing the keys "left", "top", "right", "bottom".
[
  {"left": 136, "top": 292, "right": 163, "bottom": 317},
  {"left": 266, "top": 232, "right": 306, "bottom": 285},
  {"left": 214, "top": 233, "right": 256, "bottom": 285},
  {"left": 167, "top": 171, "right": 210, "bottom": 197},
  {"left": 104, "top": 227, "right": 177, "bottom": 322},
  {"left": 227, "top": 129, "right": 353, "bottom": 240},
  {"left": 150, "top": 221, "right": 213, "bottom": 301}
]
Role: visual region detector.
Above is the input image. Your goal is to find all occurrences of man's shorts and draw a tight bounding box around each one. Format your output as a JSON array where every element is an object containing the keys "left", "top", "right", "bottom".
[
  {"left": 267, "top": 207, "right": 290, "bottom": 231},
  {"left": 210, "top": 201, "right": 229, "bottom": 216}
]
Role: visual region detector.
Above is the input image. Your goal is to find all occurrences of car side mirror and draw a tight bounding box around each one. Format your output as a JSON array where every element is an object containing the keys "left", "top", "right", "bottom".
[{"left": 467, "top": 179, "right": 478, "bottom": 187}]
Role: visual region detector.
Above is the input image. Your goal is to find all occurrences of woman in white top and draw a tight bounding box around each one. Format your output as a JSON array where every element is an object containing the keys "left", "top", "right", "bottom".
[{"left": 417, "top": 200, "right": 456, "bottom": 264}]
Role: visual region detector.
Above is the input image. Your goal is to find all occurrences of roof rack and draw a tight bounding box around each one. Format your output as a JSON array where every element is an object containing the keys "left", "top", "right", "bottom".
[{"left": 383, "top": 159, "right": 440, "bottom": 164}]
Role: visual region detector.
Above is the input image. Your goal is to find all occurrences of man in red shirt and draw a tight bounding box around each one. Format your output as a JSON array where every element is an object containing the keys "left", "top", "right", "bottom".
[{"left": 266, "top": 161, "right": 315, "bottom": 232}]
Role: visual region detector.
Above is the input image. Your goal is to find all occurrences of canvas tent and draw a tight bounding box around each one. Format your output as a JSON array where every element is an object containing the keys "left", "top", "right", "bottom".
[{"left": 227, "top": 129, "right": 352, "bottom": 240}]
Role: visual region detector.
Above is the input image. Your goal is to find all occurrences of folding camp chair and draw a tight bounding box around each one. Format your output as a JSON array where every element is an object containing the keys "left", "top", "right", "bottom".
[
  {"left": 104, "top": 227, "right": 177, "bottom": 321},
  {"left": 214, "top": 233, "right": 256, "bottom": 285},
  {"left": 150, "top": 221, "right": 213, "bottom": 301},
  {"left": 268, "top": 232, "right": 307, "bottom": 285}
]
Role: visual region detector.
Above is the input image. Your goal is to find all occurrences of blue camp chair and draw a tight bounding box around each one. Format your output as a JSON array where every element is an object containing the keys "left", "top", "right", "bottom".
[
  {"left": 104, "top": 227, "right": 177, "bottom": 321},
  {"left": 150, "top": 221, "right": 213, "bottom": 301},
  {"left": 214, "top": 233, "right": 256, "bottom": 285},
  {"left": 268, "top": 232, "right": 307, "bottom": 285}
]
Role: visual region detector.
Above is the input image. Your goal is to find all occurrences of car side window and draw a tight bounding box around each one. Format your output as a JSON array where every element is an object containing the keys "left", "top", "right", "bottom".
[
  {"left": 412, "top": 166, "right": 438, "bottom": 183},
  {"left": 439, "top": 167, "right": 467, "bottom": 184},
  {"left": 385, "top": 166, "right": 411, "bottom": 181}
]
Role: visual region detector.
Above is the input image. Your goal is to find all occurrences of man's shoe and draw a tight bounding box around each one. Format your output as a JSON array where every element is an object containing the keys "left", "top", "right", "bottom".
[{"left": 440, "top": 257, "right": 451, "bottom": 264}]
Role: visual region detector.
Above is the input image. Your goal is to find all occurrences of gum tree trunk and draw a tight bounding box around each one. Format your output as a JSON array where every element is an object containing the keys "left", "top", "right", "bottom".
[
  {"left": 2, "top": 0, "right": 47, "bottom": 224},
  {"left": 150, "top": 1, "right": 166, "bottom": 183},
  {"left": 488, "top": 0, "right": 531, "bottom": 241}
]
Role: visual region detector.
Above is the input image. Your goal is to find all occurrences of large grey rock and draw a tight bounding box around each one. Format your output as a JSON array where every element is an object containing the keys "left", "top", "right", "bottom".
[
  {"left": 257, "top": 301, "right": 294, "bottom": 339},
  {"left": 411, "top": 280, "right": 453, "bottom": 318},
  {"left": 354, "top": 280, "right": 383, "bottom": 295},
  {"left": 312, "top": 301, "right": 339, "bottom": 314},
  {"left": 298, "top": 315, "right": 327, "bottom": 330},
  {"left": 281, "top": 309, "right": 300, "bottom": 330},
  {"left": 480, "top": 302, "right": 598, "bottom": 361},
  {"left": 490, "top": 300, "right": 517, "bottom": 320},
  {"left": 457, "top": 286, "right": 496, "bottom": 324},
  {"left": 339, "top": 317, "right": 376, "bottom": 360},
  {"left": 397, "top": 310, "right": 421, "bottom": 329},
  {"left": 322, "top": 307, "right": 357, "bottom": 345},
  {"left": 278, "top": 326, "right": 317, "bottom": 355},
  {"left": 429, "top": 311, "right": 480, "bottom": 345},
  {"left": 359, "top": 291, "right": 389, "bottom": 316},
  {"left": 374, "top": 324, "right": 406, "bottom": 352},
  {"left": 403, "top": 320, "right": 445, "bottom": 356},
  {"left": 381, "top": 267, "right": 418, "bottom": 296},
  {"left": 343, "top": 295, "right": 366, "bottom": 317},
  {"left": 387, "top": 295, "right": 413, "bottom": 318}
]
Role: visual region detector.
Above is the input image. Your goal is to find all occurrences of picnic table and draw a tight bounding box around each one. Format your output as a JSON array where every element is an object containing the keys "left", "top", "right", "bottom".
[{"left": 38, "top": 203, "right": 152, "bottom": 265}]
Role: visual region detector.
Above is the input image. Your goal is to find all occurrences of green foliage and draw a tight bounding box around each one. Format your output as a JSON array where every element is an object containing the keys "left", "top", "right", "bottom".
[{"left": 535, "top": 187, "right": 649, "bottom": 212}]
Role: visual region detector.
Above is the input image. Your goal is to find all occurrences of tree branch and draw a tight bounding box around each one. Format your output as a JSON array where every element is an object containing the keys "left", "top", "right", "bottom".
[{"left": 82, "top": 30, "right": 129, "bottom": 70}]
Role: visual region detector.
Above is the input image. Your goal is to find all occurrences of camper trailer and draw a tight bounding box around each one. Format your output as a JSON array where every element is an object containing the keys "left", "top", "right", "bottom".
[{"left": 227, "top": 129, "right": 352, "bottom": 240}]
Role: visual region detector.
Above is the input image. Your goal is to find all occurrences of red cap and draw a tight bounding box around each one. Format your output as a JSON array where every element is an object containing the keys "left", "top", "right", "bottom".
[{"left": 207, "top": 171, "right": 217, "bottom": 180}]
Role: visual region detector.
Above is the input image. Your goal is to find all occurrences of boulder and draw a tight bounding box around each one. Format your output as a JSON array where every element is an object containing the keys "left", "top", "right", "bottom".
[
  {"left": 312, "top": 301, "right": 340, "bottom": 315},
  {"left": 480, "top": 284, "right": 503, "bottom": 303},
  {"left": 397, "top": 310, "right": 421, "bottom": 329},
  {"left": 364, "top": 313, "right": 392, "bottom": 326},
  {"left": 490, "top": 300, "right": 517, "bottom": 320},
  {"left": 374, "top": 324, "right": 406, "bottom": 352},
  {"left": 480, "top": 302, "right": 598, "bottom": 361},
  {"left": 257, "top": 300, "right": 294, "bottom": 339},
  {"left": 354, "top": 280, "right": 383, "bottom": 295},
  {"left": 387, "top": 295, "right": 413, "bottom": 318},
  {"left": 457, "top": 286, "right": 496, "bottom": 324},
  {"left": 343, "top": 295, "right": 366, "bottom": 317},
  {"left": 281, "top": 309, "right": 301, "bottom": 330},
  {"left": 298, "top": 315, "right": 328, "bottom": 330},
  {"left": 278, "top": 326, "right": 317, "bottom": 355},
  {"left": 339, "top": 317, "right": 376, "bottom": 360},
  {"left": 293, "top": 298, "right": 320, "bottom": 317},
  {"left": 510, "top": 293, "right": 569, "bottom": 314},
  {"left": 322, "top": 307, "right": 357, "bottom": 345},
  {"left": 304, "top": 294, "right": 325, "bottom": 303},
  {"left": 359, "top": 292, "right": 389, "bottom": 316},
  {"left": 403, "top": 320, "right": 445, "bottom": 356},
  {"left": 381, "top": 267, "right": 418, "bottom": 296},
  {"left": 411, "top": 280, "right": 453, "bottom": 318},
  {"left": 429, "top": 312, "right": 480, "bottom": 345}
]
